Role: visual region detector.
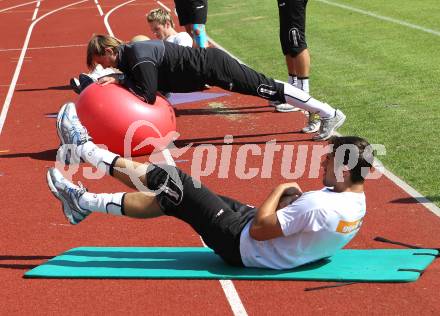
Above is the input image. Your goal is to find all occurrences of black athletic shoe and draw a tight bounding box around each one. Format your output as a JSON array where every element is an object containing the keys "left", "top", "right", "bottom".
[
  {"left": 78, "top": 73, "right": 95, "bottom": 91},
  {"left": 69, "top": 77, "right": 81, "bottom": 94}
]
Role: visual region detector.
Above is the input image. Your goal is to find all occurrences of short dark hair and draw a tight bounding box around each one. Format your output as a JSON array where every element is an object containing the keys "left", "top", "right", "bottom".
[
  {"left": 86, "top": 34, "right": 124, "bottom": 69},
  {"left": 329, "top": 136, "right": 374, "bottom": 183}
]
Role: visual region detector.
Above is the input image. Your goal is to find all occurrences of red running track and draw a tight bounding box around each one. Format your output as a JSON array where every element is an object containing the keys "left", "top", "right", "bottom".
[{"left": 0, "top": 0, "right": 439, "bottom": 314}]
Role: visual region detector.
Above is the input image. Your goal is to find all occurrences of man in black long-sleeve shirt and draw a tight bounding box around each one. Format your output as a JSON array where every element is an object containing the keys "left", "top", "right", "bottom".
[{"left": 88, "top": 34, "right": 345, "bottom": 141}]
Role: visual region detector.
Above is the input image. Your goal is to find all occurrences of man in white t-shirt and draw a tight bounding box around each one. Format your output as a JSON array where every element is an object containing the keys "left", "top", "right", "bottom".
[
  {"left": 147, "top": 8, "right": 193, "bottom": 47},
  {"left": 47, "top": 103, "right": 373, "bottom": 269}
]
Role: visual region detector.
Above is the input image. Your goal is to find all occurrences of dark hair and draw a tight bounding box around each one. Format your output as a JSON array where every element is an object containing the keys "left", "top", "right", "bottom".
[
  {"left": 86, "top": 34, "right": 124, "bottom": 69},
  {"left": 329, "top": 136, "right": 374, "bottom": 183}
]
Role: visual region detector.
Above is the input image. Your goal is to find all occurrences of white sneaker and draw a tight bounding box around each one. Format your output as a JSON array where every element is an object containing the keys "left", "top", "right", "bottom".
[
  {"left": 302, "top": 112, "right": 321, "bottom": 133},
  {"left": 313, "top": 109, "right": 346, "bottom": 141},
  {"left": 56, "top": 102, "right": 92, "bottom": 164},
  {"left": 47, "top": 168, "right": 91, "bottom": 225},
  {"left": 69, "top": 78, "right": 81, "bottom": 94},
  {"left": 89, "top": 64, "right": 116, "bottom": 80}
]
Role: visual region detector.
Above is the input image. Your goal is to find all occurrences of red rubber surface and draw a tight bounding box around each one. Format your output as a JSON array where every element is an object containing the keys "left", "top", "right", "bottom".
[{"left": 0, "top": 1, "right": 439, "bottom": 314}]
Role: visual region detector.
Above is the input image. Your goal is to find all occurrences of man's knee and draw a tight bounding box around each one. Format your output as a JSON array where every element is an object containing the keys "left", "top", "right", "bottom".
[{"left": 286, "top": 45, "right": 307, "bottom": 58}]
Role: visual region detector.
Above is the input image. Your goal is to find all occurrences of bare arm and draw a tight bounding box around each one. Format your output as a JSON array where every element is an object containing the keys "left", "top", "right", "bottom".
[{"left": 249, "top": 183, "right": 302, "bottom": 241}]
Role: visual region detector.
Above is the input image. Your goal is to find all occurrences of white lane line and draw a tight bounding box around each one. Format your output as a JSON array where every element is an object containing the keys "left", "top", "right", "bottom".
[
  {"left": 0, "top": 0, "right": 38, "bottom": 13},
  {"left": 94, "top": 0, "right": 103, "bottom": 16},
  {"left": 382, "top": 168, "right": 440, "bottom": 217},
  {"left": 317, "top": 0, "right": 440, "bottom": 37},
  {"left": 103, "top": 0, "right": 135, "bottom": 37},
  {"left": 31, "top": 0, "right": 40, "bottom": 21},
  {"left": 0, "top": 0, "right": 88, "bottom": 135},
  {"left": 156, "top": 1, "right": 171, "bottom": 12},
  {"left": 199, "top": 238, "right": 248, "bottom": 316},
  {"left": 0, "top": 43, "right": 86, "bottom": 52}
]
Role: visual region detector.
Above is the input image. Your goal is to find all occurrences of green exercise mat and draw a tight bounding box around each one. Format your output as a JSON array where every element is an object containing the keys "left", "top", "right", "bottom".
[{"left": 24, "top": 247, "right": 437, "bottom": 282}]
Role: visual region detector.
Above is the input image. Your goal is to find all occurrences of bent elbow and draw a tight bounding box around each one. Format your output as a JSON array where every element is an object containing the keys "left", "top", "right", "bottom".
[{"left": 249, "top": 226, "right": 265, "bottom": 241}]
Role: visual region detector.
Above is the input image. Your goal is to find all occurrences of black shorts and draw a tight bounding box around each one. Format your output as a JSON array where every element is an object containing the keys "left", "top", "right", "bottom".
[
  {"left": 278, "top": 0, "right": 309, "bottom": 56},
  {"left": 174, "top": 0, "right": 208, "bottom": 25},
  {"left": 145, "top": 164, "right": 257, "bottom": 266},
  {"left": 160, "top": 44, "right": 286, "bottom": 102},
  {"left": 204, "top": 48, "right": 286, "bottom": 102}
]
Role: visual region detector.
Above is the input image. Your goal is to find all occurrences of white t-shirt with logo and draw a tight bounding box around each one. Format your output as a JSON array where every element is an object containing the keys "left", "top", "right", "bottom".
[
  {"left": 239, "top": 188, "right": 366, "bottom": 269},
  {"left": 166, "top": 32, "right": 193, "bottom": 47}
]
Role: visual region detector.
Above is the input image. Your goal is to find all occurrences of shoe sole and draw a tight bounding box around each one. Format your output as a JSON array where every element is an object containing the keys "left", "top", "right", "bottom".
[
  {"left": 56, "top": 103, "right": 68, "bottom": 146},
  {"left": 56, "top": 103, "right": 72, "bottom": 165},
  {"left": 275, "top": 107, "right": 301, "bottom": 113},
  {"left": 46, "top": 170, "right": 75, "bottom": 225},
  {"left": 302, "top": 126, "right": 320, "bottom": 134},
  {"left": 314, "top": 114, "right": 346, "bottom": 141}
]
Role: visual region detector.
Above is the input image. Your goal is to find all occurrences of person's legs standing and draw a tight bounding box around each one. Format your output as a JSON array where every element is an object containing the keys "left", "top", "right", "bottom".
[
  {"left": 174, "top": 0, "right": 208, "bottom": 48},
  {"left": 204, "top": 48, "right": 345, "bottom": 140}
]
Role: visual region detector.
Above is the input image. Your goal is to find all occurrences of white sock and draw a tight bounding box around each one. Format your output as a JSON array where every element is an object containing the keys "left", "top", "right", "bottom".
[
  {"left": 288, "top": 74, "right": 297, "bottom": 86},
  {"left": 77, "top": 141, "right": 119, "bottom": 175},
  {"left": 297, "top": 77, "right": 310, "bottom": 94},
  {"left": 79, "top": 192, "right": 125, "bottom": 216},
  {"left": 283, "top": 82, "right": 335, "bottom": 118}
]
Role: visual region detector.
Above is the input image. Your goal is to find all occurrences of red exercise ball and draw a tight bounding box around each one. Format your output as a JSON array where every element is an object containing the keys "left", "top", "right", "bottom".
[{"left": 76, "top": 83, "right": 176, "bottom": 157}]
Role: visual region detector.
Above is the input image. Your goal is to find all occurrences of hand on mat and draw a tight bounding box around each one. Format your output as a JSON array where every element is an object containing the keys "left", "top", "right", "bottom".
[{"left": 277, "top": 183, "right": 303, "bottom": 209}]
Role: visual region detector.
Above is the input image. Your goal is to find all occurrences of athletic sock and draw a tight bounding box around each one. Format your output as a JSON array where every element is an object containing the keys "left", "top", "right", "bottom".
[
  {"left": 297, "top": 77, "right": 310, "bottom": 94},
  {"left": 79, "top": 192, "right": 125, "bottom": 216},
  {"left": 283, "top": 83, "right": 335, "bottom": 118},
  {"left": 77, "top": 141, "right": 119, "bottom": 175},
  {"left": 288, "top": 74, "right": 298, "bottom": 86}
]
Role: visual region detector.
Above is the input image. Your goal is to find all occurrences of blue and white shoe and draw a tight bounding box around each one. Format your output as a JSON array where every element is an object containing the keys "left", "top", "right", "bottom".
[
  {"left": 56, "top": 102, "right": 91, "bottom": 164},
  {"left": 47, "top": 168, "right": 91, "bottom": 225}
]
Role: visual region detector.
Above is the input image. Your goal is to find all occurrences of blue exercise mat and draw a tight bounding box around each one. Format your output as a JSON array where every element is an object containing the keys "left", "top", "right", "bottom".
[{"left": 24, "top": 247, "right": 437, "bottom": 282}]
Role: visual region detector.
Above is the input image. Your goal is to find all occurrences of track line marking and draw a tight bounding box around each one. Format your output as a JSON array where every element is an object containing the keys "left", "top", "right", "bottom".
[
  {"left": 0, "top": 0, "right": 38, "bottom": 13},
  {"left": 317, "top": 0, "right": 440, "bottom": 37},
  {"left": 31, "top": 0, "right": 40, "bottom": 21},
  {"left": 0, "top": 43, "right": 86, "bottom": 52},
  {"left": 199, "top": 238, "right": 248, "bottom": 316},
  {"left": 0, "top": 0, "right": 88, "bottom": 135},
  {"left": 156, "top": 1, "right": 171, "bottom": 12},
  {"left": 94, "top": 0, "right": 103, "bottom": 16},
  {"left": 219, "top": 280, "right": 248, "bottom": 316},
  {"left": 381, "top": 167, "right": 440, "bottom": 216},
  {"left": 103, "top": 0, "right": 135, "bottom": 37}
]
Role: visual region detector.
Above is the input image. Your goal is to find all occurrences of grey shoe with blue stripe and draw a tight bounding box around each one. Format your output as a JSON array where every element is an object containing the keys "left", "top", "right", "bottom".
[
  {"left": 313, "top": 109, "right": 346, "bottom": 141},
  {"left": 47, "top": 168, "right": 91, "bottom": 225},
  {"left": 56, "top": 102, "right": 91, "bottom": 164}
]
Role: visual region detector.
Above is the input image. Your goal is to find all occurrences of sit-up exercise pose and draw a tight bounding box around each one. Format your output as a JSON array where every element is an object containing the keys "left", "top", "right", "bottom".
[
  {"left": 47, "top": 103, "right": 373, "bottom": 269},
  {"left": 89, "top": 34, "right": 345, "bottom": 140}
]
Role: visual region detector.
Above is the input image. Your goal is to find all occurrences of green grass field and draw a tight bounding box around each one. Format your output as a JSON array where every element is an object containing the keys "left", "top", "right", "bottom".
[{"left": 208, "top": 0, "right": 440, "bottom": 205}]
